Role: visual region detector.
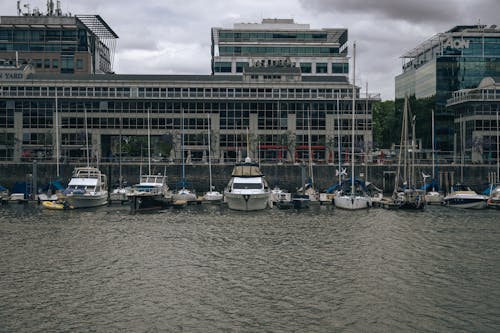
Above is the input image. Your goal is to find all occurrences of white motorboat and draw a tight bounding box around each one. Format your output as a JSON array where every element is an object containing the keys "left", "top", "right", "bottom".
[
  {"left": 425, "top": 190, "right": 444, "bottom": 205},
  {"left": 487, "top": 183, "right": 500, "bottom": 208},
  {"left": 444, "top": 184, "right": 487, "bottom": 209},
  {"left": 63, "top": 167, "right": 108, "bottom": 208},
  {"left": 224, "top": 157, "right": 270, "bottom": 211},
  {"left": 128, "top": 174, "right": 172, "bottom": 211},
  {"left": 173, "top": 186, "right": 197, "bottom": 202},
  {"left": 203, "top": 114, "right": 223, "bottom": 202}
]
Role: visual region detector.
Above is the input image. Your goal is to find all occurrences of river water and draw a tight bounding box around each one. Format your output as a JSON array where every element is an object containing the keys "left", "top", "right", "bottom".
[{"left": 0, "top": 203, "right": 499, "bottom": 332}]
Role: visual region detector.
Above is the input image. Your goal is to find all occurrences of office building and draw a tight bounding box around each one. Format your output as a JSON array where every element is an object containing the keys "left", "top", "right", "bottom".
[
  {"left": 211, "top": 19, "right": 348, "bottom": 78},
  {"left": 395, "top": 25, "right": 500, "bottom": 153},
  {"left": 0, "top": 0, "right": 118, "bottom": 74}
]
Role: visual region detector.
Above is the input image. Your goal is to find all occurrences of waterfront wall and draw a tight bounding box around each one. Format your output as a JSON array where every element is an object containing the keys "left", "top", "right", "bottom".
[{"left": 0, "top": 162, "right": 498, "bottom": 194}]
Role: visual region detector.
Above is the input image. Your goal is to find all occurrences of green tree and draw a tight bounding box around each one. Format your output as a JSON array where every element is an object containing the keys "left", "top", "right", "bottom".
[{"left": 372, "top": 100, "right": 398, "bottom": 148}]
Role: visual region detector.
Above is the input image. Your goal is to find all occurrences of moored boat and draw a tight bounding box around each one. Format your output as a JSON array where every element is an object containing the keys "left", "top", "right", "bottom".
[
  {"left": 487, "top": 183, "right": 500, "bottom": 208},
  {"left": 63, "top": 167, "right": 108, "bottom": 208},
  {"left": 127, "top": 174, "right": 172, "bottom": 212},
  {"left": 444, "top": 184, "right": 487, "bottom": 209},
  {"left": 224, "top": 157, "right": 270, "bottom": 211}
]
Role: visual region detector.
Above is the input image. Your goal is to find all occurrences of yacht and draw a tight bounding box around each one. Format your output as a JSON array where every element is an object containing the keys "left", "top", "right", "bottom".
[
  {"left": 127, "top": 174, "right": 172, "bottom": 212},
  {"left": 224, "top": 157, "right": 270, "bottom": 211},
  {"left": 487, "top": 183, "right": 500, "bottom": 208},
  {"left": 63, "top": 167, "right": 108, "bottom": 208},
  {"left": 444, "top": 184, "right": 487, "bottom": 209},
  {"left": 334, "top": 178, "right": 372, "bottom": 210}
]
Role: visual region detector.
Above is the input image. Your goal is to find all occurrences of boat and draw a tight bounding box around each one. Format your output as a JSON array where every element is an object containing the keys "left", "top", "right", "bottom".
[
  {"left": 203, "top": 114, "right": 223, "bottom": 202},
  {"left": 173, "top": 108, "right": 197, "bottom": 203},
  {"left": 487, "top": 183, "right": 500, "bottom": 208},
  {"left": 63, "top": 167, "right": 108, "bottom": 208},
  {"left": 390, "top": 95, "right": 425, "bottom": 210},
  {"left": 224, "top": 157, "right": 270, "bottom": 211},
  {"left": 424, "top": 110, "right": 444, "bottom": 205},
  {"left": 444, "top": 183, "right": 487, "bottom": 209},
  {"left": 334, "top": 43, "right": 372, "bottom": 210},
  {"left": 37, "top": 180, "right": 65, "bottom": 202},
  {"left": 0, "top": 185, "right": 10, "bottom": 204},
  {"left": 127, "top": 174, "right": 172, "bottom": 212},
  {"left": 42, "top": 200, "right": 73, "bottom": 210}
]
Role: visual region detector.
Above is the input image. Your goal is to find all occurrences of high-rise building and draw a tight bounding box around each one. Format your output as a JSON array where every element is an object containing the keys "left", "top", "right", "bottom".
[
  {"left": 0, "top": 0, "right": 118, "bottom": 74},
  {"left": 395, "top": 25, "right": 500, "bottom": 153},
  {"left": 211, "top": 19, "right": 348, "bottom": 78}
]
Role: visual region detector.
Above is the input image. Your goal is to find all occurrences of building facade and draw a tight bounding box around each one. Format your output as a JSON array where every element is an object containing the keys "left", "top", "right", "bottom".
[
  {"left": 0, "top": 66, "right": 379, "bottom": 165},
  {"left": 395, "top": 25, "right": 500, "bottom": 153},
  {"left": 211, "top": 18, "right": 348, "bottom": 78},
  {"left": 446, "top": 77, "right": 500, "bottom": 165},
  {"left": 0, "top": 1, "right": 118, "bottom": 75}
]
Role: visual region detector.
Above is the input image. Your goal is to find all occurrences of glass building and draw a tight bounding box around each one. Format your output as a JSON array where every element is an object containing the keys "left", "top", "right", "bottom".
[
  {"left": 0, "top": 1, "right": 118, "bottom": 74},
  {"left": 0, "top": 66, "right": 379, "bottom": 164},
  {"left": 395, "top": 25, "right": 500, "bottom": 154},
  {"left": 446, "top": 77, "right": 500, "bottom": 165},
  {"left": 211, "top": 19, "right": 348, "bottom": 78}
]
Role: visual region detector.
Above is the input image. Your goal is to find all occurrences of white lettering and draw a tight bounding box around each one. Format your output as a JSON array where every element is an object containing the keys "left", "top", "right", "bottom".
[{"left": 443, "top": 38, "right": 470, "bottom": 49}]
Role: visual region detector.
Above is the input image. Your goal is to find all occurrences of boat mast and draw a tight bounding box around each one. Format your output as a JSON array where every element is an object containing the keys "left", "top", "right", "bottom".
[
  {"left": 432, "top": 109, "right": 435, "bottom": 180},
  {"left": 307, "top": 105, "right": 314, "bottom": 187},
  {"left": 337, "top": 94, "right": 342, "bottom": 185},
  {"left": 55, "top": 94, "right": 59, "bottom": 178},
  {"left": 207, "top": 114, "right": 213, "bottom": 192},
  {"left": 497, "top": 111, "right": 499, "bottom": 182},
  {"left": 365, "top": 82, "right": 368, "bottom": 182},
  {"left": 351, "top": 42, "right": 356, "bottom": 196},
  {"left": 147, "top": 107, "right": 151, "bottom": 175},
  {"left": 181, "top": 108, "right": 185, "bottom": 186},
  {"left": 84, "top": 104, "right": 90, "bottom": 167}
]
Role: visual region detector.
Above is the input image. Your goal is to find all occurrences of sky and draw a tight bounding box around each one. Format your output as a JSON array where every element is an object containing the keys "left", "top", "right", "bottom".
[{"left": 3, "top": 0, "right": 499, "bottom": 100}]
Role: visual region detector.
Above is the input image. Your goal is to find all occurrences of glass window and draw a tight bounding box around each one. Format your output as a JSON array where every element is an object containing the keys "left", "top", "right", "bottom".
[
  {"left": 316, "top": 63, "right": 328, "bottom": 73},
  {"left": 300, "top": 63, "right": 312, "bottom": 73}
]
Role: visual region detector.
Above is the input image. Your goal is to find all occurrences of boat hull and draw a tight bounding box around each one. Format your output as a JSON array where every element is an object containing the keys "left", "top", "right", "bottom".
[
  {"left": 224, "top": 191, "right": 269, "bottom": 211},
  {"left": 334, "top": 195, "right": 372, "bottom": 210},
  {"left": 128, "top": 193, "right": 171, "bottom": 212},
  {"left": 65, "top": 193, "right": 108, "bottom": 208},
  {"left": 444, "top": 198, "right": 487, "bottom": 209}
]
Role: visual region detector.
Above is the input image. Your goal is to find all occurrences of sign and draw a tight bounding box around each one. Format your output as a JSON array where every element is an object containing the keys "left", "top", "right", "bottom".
[
  {"left": 443, "top": 38, "right": 470, "bottom": 49},
  {"left": 0, "top": 71, "right": 25, "bottom": 80},
  {"left": 253, "top": 58, "right": 293, "bottom": 68}
]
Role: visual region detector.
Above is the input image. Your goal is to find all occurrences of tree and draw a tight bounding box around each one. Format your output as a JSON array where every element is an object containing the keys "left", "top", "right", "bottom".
[{"left": 372, "top": 100, "right": 398, "bottom": 148}]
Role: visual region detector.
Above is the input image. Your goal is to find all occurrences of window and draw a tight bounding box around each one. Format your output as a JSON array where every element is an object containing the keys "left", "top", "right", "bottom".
[
  {"left": 300, "top": 63, "right": 312, "bottom": 73},
  {"left": 236, "top": 62, "right": 248, "bottom": 73},
  {"left": 52, "top": 59, "right": 59, "bottom": 69},
  {"left": 76, "top": 59, "right": 84, "bottom": 70},
  {"left": 214, "top": 62, "right": 232, "bottom": 73},
  {"left": 44, "top": 59, "right": 50, "bottom": 69},
  {"left": 316, "top": 63, "right": 328, "bottom": 73}
]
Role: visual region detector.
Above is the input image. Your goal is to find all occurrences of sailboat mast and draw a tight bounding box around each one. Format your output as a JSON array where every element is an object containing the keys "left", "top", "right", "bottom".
[
  {"left": 84, "top": 104, "right": 90, "bottom": 167},
  {"left": 181, "top": 108, "right": 185, "bottom": 183},
  {"left": 307, "top": 106, "right": 314, "bottom": 186},
  {"left": 432, "top": 109, "right": 435, "bottom": 180},
  {"left": 337, "top": 95, "right": 341, "bottom": 184},
  {"left": 147, "top": 108, "right": 151, "bottom": 175},
  {"left": 351, "top": 42, "right": 356, "bottom": 195},
  {"left": 55, "top": 94, "right": 59, "bottom": 177},
  {"left": 497, "top": 111, "right": 499, "bottom": 181},
  {"left": 365, "top": 82, "right": 368, "bottom": 182},
  {"left": 207, "top": 114, "right": 213, "bottom": 191}
]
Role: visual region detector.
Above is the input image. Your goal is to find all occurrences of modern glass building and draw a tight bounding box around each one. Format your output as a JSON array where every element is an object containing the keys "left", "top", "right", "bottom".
[
  {"left": 395, "top": 25, "right": 500, "bottom": 153},
  {"left": 0, "top": 65, "right": 379, "bottom": 165},
  {"left": 211, "top": 19, "right": 348, "bottom": 78},
  {"left": 0, "top": 1, "right": 118, "bottom": 74},
  {"left": 446, "top": 77, "right": 500, "bottom": 164}
]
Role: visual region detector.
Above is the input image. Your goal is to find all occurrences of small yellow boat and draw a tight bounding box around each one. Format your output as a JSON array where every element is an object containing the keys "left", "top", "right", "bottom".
[{"left": 42, "top": 200, "right": 73, "bottom": 210}]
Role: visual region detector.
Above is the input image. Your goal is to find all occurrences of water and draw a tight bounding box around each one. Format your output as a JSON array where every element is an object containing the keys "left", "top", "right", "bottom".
[{"left": 1, "top": 203, "right": 499, "bottom": 332}]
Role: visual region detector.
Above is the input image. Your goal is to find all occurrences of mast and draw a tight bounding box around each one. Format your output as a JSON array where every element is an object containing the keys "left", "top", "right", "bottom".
[
  {"left": 147, "top": 107, "right": 151, "bottom": 175},
  {"left": 207, "top": 114, "right": 213, "bottom": 192},
  {"left": 84, "top": 104, "right": 90, "bottom": 167},
  {"left": 337, "top": 94, "right": 342, "bottom": 184},
  {"left": 55, "top": 94, "right": 59, "bottom": 177},
  {"left": 351, "top": 42, "right": 356, "bottom": 195},
  {"left": 497, "top": 111, "right": 499, "bottom": 182},
  {"left": 432, "top": 109, "right": 435, "bottom": 180},
  {"left": 181, "top": 108, "right": 185, "bottom": 185},
  {"left": 118, "top": 115, "right": 122, "bottom": 188},
  {"left": 365, "top": 82, "right": 368, "bottom": 182},
  {"left": 307, "top": 106, "right": 314, "bottom": 187}
]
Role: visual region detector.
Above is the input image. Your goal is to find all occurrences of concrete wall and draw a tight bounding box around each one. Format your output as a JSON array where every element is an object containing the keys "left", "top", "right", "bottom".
[{"left": 0, "top": 162, "right": 497, "bottom": 194}]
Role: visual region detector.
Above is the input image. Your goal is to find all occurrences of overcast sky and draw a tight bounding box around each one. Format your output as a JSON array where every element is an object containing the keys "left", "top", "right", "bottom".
[{"left": 3, "top": 0, "right": 499, "bottom": 100}]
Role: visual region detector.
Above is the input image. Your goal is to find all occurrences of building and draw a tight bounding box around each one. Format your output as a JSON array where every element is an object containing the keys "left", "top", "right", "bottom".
[
  {"left": 0, "top": 0, "right": 118, "bottom": 74},
  {"left": 0, "top": 14, "right": 379, "bottom": 167},
  {"left": 446, "top": 77, "right": 500, "bottom": 165},
  {"left": 0, "top": 66, "right": 379, "bottom": 165},
  {"left": 211, "top": 19, "right": 348, "bottom": 78},
  {"left": 395, "top": 25, "right": 500, "bottom": 154}
]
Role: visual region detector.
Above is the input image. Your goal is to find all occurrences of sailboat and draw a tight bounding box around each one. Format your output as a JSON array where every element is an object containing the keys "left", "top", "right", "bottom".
[
  {"left": 173, "top": 108, "right": 197, "bottom": 202},
  {"left": 424, "top": 109, "right": 444, "bottom": 204},
  {"left": 204, "top": 114, "right": 223, "bottom": 202},
  {"left": 391, "top": 95, "right": 426, "bottom": 210},
  {"left": 224, "top": 129, "right": 270, "bottom": 211},
  {"left": 334, "top": 42, "right": 372, "bottom": 210},
  {"left": 62, "top": 105, "right": 108, "bottom": 208},
  {"left": 127, "top": 108, "right": 172, "bottom": 212}
]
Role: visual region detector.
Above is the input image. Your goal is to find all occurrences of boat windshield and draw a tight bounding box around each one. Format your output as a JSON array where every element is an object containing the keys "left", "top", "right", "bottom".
[{"left": 233, "top": 183, "right": 262, "bottom": 190}]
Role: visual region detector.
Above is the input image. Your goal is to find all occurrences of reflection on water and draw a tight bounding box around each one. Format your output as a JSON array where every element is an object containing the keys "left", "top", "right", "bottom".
[{"left": 1, "top": 203, "right": 499, "bottom": 332}]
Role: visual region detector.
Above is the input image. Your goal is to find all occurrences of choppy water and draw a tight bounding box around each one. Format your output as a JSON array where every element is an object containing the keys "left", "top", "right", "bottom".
[{"left": 0, "top": 203, "right": 499, "bottom": 332}]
